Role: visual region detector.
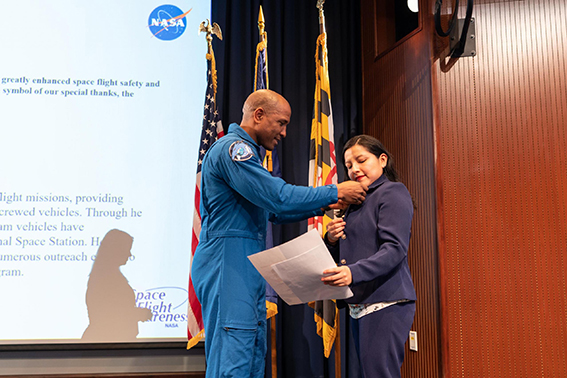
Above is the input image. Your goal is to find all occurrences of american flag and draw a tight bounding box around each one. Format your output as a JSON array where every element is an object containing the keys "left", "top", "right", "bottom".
[{"left": 187, "top": 52, "right": 224, "bottom": 349}]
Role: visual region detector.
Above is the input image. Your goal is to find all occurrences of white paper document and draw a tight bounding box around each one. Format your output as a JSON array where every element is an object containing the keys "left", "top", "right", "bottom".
[{"left": 248, "top": 230, "right": 353, "bottom": 305}]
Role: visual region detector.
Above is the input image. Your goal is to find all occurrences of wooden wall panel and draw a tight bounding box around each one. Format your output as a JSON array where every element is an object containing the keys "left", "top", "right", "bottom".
[
  {"left": 434, "top": 0, "right": 567, "bottom": 376},
  {"left": 360, "top": 1, "right": 441, "bottom": 377},
  {"left": 363, "top": 0, "right": 567, "bottom": 376},
  {"left": 0, "top": 374, "right": 205, "bottom": 378}
]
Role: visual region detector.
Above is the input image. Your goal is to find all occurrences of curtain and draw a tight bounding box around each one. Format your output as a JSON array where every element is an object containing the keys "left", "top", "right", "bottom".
[{"left": 211, "top": 1, "right": 362, "bottom": 376}]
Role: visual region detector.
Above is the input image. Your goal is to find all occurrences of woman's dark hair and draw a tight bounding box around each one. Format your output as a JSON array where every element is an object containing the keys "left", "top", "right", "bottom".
[{"left": 342, "top": 135, "right": 399, "bottom": 182}]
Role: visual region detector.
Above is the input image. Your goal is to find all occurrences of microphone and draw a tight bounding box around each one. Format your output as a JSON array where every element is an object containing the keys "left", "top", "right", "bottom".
[{"left": 333, "top": 209, "right": 347, "bottom": 239}]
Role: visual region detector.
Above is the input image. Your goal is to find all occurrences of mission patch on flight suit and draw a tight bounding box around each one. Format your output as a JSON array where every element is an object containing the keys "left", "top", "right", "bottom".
[{"left": 229, "top": 141, "right": 255, "bottom": 161}]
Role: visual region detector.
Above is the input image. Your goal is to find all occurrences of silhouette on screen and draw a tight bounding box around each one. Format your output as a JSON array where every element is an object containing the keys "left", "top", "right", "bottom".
[{"left": 82, "top": 229, "right": 152, "bottom": 342}]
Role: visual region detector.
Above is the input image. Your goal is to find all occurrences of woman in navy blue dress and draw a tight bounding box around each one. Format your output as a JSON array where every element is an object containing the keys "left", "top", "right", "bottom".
[{"left": 322, "top": 135, "right": 416, "bottom": 378}]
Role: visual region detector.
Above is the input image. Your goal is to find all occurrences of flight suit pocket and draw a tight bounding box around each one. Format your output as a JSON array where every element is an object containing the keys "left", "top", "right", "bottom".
[{"left": 219, "top": 325, "right": 265, "bottom": 377}]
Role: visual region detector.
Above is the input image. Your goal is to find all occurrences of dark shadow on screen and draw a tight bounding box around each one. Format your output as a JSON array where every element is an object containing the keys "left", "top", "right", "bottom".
[{"left": 82, "top": 229, "right": 152, "bottom": 342}]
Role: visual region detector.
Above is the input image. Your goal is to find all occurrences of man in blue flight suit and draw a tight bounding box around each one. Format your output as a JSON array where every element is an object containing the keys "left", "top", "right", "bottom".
[{"left": 191, "top": 89, "right": 367, "bottom": 377}]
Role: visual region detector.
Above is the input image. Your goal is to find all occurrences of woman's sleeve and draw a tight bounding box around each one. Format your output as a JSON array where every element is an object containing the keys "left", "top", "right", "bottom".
[{"left": 323, "top": 232, "right": 341, "bottom": 264}]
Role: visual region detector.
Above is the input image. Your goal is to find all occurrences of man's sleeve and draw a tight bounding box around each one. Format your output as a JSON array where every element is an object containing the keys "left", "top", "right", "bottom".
[
  {"left": 268, "top": 207, "right": 325, "bottom": 224},
  {"left": 219, "top": 141, "right": 337, "bottom": 216}
]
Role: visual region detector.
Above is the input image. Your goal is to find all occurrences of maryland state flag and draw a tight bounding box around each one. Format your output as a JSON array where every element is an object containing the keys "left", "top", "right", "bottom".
[{"left": 307, "top": 25, "right": 339, "bottom": 358}]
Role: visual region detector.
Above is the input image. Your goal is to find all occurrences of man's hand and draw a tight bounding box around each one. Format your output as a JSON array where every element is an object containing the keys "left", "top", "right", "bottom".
[
  {"left": 336, "top": 181, "right": 367, "bottom": 205},
  {"left": 327, "top": 199, "right": 347, "bottom": 210}
]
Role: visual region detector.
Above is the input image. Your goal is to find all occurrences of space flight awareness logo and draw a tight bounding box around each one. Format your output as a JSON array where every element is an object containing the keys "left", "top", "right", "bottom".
[
  {"left": 148, "top": 5, "right": 191, "bottom": 41},
  {"left": 135, "top": 286, "right": 188, "bottom": 329}
]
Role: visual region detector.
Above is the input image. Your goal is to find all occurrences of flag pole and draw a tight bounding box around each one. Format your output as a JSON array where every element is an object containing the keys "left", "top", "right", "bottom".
[
  {"left": 317, "top": 0, "right": 326, "bottom": 34},
  {"left": 186, "top": 19, "right": 224, "bottom": 350},
  {"left": 256, "top": 6, "right": 269, "bottom": 90},
  {"left": 256, "top": 6, "right": 273, "bottom": 172},
  {"left": 255, "top": 7, "right": 277, "bottom": 377},
  {"left": 199, "top": 19, "right": 223, "bottom": 99}
]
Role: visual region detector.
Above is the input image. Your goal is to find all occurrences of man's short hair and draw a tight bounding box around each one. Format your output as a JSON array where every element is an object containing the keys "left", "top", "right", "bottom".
[{"left": 242, "top": 90, "right": 280, "bottom": 115}]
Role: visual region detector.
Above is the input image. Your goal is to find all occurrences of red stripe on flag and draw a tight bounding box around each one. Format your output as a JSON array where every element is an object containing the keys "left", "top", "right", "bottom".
[
  {"left": 191, "top": 231, "right": 199, "bottom": 254},
  {"left": 193, "top": 187, "right": 201, "bottom": 219},
  {"left": 324, "top": 166, "right": 337, "bottom": 186},
  {"left": 188, "top": 277, "right": 203, "bottom": 328}
]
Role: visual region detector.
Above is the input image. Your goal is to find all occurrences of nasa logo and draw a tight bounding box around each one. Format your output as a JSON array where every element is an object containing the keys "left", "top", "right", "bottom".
[{"left": 148, "top": 5, "right": 191, "bottom": 41}]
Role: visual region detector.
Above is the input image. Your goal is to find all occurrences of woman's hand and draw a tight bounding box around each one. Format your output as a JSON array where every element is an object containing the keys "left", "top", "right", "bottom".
[
  {"left": 326, "top": 217, "right": 346, "bottom": 243},
  {"left": 321, "top": 266, "right": 352, "bottom": 287}
]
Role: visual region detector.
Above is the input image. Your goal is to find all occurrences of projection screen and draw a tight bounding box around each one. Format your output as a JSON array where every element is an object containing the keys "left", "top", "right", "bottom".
[{"left": 0, "top": 0, "right": 211, "bottom": 345}]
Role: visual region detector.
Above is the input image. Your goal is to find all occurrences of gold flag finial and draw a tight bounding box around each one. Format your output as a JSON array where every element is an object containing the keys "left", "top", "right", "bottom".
[
  {"left": 199, "top": 19, "right": 223, "bottom": 55},
  {"left": 316, "top": 0, "right": 326, "bottom": 34},
  {"left": 258, "top": 5, "right": 266, "bottom": 38},
  {"left": 255, "top": 5, "right": 268, "bottom": 89},
  {"left": 199, "top": 19, "right": 222, "bottom": 98}
]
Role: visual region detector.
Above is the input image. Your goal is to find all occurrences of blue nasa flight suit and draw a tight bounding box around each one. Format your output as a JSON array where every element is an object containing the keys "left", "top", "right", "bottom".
[{"left": 192, "top": 123, "right": 338, "bottom": 378}]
